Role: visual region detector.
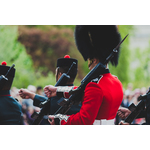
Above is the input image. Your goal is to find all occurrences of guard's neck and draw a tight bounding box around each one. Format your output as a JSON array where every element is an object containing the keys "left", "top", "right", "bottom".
[{"left": 66, "top": 82, "right": 73, "bottom": 85}]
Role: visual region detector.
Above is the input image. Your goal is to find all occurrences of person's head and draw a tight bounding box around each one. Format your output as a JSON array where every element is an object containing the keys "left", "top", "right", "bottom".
[
  {"left": 36, "top": 86, "right": 43, "bottom": 95},
  {"left": 27, "top": 85, "right": 36, "bottom": 93},
  {"left": 127, "top": 83, "right": 133, "bottom": 91},
  {"left": 55, "top": 55, "right": 78, "bottom": 83},
  {"left": 0, "top": 61, "right": 15, "bottom": 91},
  {"left": 127, "top": 91, "right": 134, "bottom": 102},
  {"left": 74, "top": 25, "right": 121, "bottom": 70},
  {"left": 141, "top": 87, "right": 146, "bottom": 95},
  {"left": 134, "top": 88, "right": 141, "bottom": 98}
]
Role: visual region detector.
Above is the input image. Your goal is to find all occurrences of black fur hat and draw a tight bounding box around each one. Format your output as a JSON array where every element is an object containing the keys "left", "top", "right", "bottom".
[
  {"left": 0, "top": 61, "right": 15, "bottom": 90},
  {"left": 74, "top": 25, "right": 121, "bottom": 66},
  {"left": 57, "top": 55, "right": 78, "bottom": 78},
  {"left": 57, "top": 55, "right": 78, "bottom": 69}
]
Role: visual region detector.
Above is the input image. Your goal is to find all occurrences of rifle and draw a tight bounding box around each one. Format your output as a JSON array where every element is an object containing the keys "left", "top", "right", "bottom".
[
  {"left": 123, "top": 88, "right": 150, "bottom": 124},
  {"left": 0, "top": 64, "right": 15, "bottom": 91},
  {"left": 54, "top": 34, "right": 129, "bottom": 115},
  {"left": 31, "top": 62, "right": 76, "bottom": 125}
]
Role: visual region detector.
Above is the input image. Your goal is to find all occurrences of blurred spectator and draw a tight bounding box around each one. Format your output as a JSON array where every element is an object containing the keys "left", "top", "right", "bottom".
[
  {"left": 22, "top": 113, "right": 29, "bottom": 125},
  {"left": 125, "top": 83, "right": 133, "bottom": 96},
  {"left": 115, "top": 90, "right": 133, "bottom": 124},
  {"left": 128, "top": 91, "right": 134, "bottom": 106},
  {"left": 22, "top": 85, "right": 36, "bottom": 108},
  {"left": 141, "top": 87, "right": 147, "bottom": 95},
  {"left": 36, "top": 86, "right": 44, "bottom": 96},
  {"left": 127, "top": 83, "right": 133, "bottom": 91},
  {"left": 132, "top": 88, "right": 141, "bottom": 105},
  {"left": 11, "top": 87, "right": 22, "bottom": 104},
  {"left": 121, "top": 92, "right": 129, "bottom": 108},
  {"left": 122, "top": 83, "right": 134, "bottom": 108},
  {"left": 21, "top": 85, "right": 40, "bottom": 125},
  {"left": 11, "top": 87, "right": 18, "bottom": 98},
  {"left": 117, "top": 86, "right": 146, "bottom": 125},
  {"left": 133, "top": 88, "right": 145, "bottom": 124}
]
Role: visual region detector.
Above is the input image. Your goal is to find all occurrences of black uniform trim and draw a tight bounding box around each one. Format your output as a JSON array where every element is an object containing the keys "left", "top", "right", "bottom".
[{"left": 91, "top": 69, "right": 110, "bottom": 83}]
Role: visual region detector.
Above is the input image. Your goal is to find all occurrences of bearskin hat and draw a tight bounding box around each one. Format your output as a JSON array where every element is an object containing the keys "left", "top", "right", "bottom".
[
  {"left": 0, "top": 61, "right": 15, "bottom": 90},
  {"left": 74, "top": 25, "right": 121, "bottom": 66}
]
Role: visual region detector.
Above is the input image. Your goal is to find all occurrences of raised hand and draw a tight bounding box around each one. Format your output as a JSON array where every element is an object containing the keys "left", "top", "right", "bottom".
[
  {"left": 19, "top": 88, "right": 35, "bottom": 100},
  {"left": 117, "top": 107, "right": 131, "bottom": 119},
  {"left": 44, "top": 85, "right": 57, "bottom": 98}
]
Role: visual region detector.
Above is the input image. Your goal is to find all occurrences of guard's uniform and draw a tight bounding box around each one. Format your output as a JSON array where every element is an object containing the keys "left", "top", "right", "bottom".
[
  {"left": 0, "top": 90, "right": 22, "bottom": 125},
  {"left": 33, "top": 85, "right": 81, "bottom": 115},
  {"left": 33, "top": 55, "right": 81, "bottom": 124},
  {"left": 0, "top": 61, "right": 23, "bottom": 125},
  {"left": 33, "top": 55, "right": 81, "bottom": 115},
  {"left": 55, "top": 70, "right": 123, "bottom": 125}
]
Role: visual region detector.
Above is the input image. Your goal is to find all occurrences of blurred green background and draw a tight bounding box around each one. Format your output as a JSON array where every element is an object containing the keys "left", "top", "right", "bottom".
[{"left": 0, "top": 25, "right": 150, "bottom": 90}]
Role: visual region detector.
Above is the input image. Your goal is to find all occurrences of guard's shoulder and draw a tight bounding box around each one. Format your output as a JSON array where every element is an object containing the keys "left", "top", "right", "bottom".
[
  {"left": 91, "top": 75, "right": 103, "bottom": 83},
  {"left": 112, "top": 74, "right": 118, "bottom": 79},
  {"left": 15, "top": 98, "right": 19, "bottom": 102}
]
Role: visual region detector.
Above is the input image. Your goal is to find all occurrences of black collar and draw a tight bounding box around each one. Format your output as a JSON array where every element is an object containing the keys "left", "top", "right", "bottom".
[
  {"left": 0, "top": 90, "right": 10, "bottom": 96},
  {"left": 103, "top": 69, "right": 110, "bottom": 74}
]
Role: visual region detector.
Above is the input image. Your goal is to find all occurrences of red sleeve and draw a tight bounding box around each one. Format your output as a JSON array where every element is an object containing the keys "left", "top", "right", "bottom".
[{"left": 60, "top": 82, "right": 103, "bottom": 125}]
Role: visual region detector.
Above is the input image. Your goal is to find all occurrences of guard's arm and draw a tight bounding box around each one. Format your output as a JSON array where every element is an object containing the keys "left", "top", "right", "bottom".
[{"left": 33, "top": 94, "right": 47, "bottom": 107}]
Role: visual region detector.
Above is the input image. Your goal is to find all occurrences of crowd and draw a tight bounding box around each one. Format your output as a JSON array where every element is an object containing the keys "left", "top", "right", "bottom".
[
  {"left": 115, "top": 83, "right": 148, "bottom": 125},
  {"left": 10, "top": 85, "right": 45, "bottom": 125},
  {"left": 10, "top": 83, "right": 148, "bottom": 125}
]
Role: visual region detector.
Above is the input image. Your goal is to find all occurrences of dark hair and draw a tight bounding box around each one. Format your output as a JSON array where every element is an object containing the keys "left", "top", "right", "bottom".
[
  {"left": 0, "top": 76, "right": 14, "bottom": 91},
  {"left": 57, "top": 66, "right": 77, "bottom": 83},
  {"left": 37, "top": 86, "right": 42, "bottom": 90}
]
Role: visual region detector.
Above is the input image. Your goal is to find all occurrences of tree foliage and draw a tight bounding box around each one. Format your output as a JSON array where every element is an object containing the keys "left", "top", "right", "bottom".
[
  {"left": 17, "top": 25, "right": 135, "bottom": 87},
  {"left": 0, "top": 25, "right": 34, "bottom": 88},
  {"left": 18, "top": 25, "right": 85, "bottom": 79},
  {"left": 0, "top": 25, "right": 57, "bottom": 88},
  {"left": 130, "top": 44, "right": 150, "bottom": 89},
  {"left": 0, "top": 25, "right": 137, "bottom": 89}
]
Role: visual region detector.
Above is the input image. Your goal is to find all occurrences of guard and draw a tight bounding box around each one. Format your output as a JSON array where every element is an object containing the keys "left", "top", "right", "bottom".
[
  {"left": 45, "top": 25, "right": 124, "bottom": 125},
  {"left": 0, "top": 61, "right": 23, "bottom": 125}
]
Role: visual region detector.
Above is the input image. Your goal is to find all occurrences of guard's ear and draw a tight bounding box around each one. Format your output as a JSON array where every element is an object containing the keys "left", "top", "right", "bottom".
[
  {"left": 93, "top": 58, "right": 99, "bottom": 65},
  {"left": 59, "top": 72, "right": 62, "bottom": 76}
]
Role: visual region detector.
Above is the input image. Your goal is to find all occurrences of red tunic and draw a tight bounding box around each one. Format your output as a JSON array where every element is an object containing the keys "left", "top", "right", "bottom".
[{"left": 60, "top": 73, "right": 123, "bottom": 125}]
